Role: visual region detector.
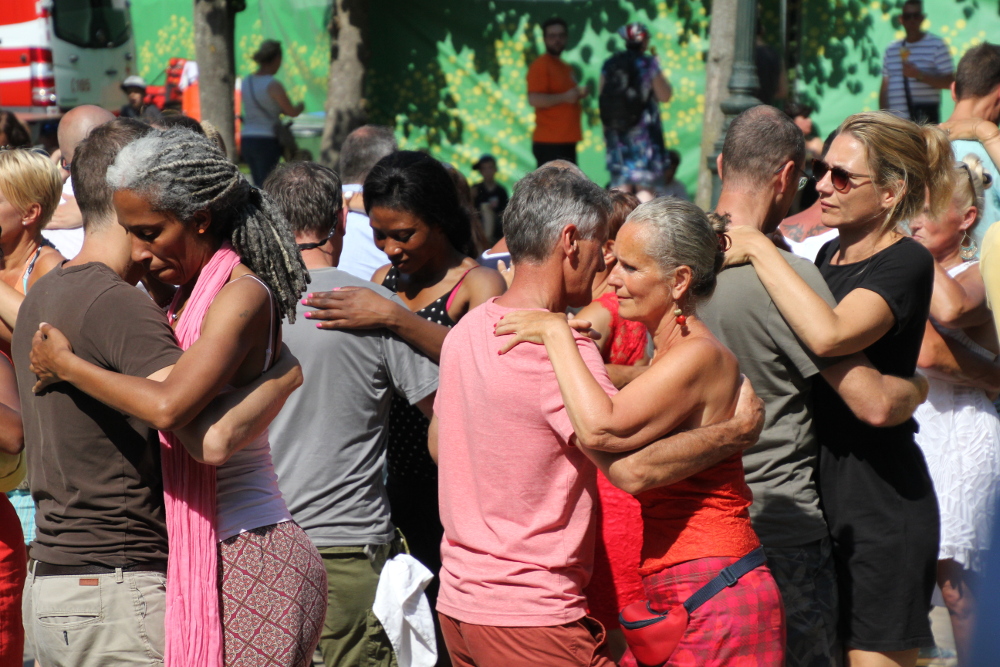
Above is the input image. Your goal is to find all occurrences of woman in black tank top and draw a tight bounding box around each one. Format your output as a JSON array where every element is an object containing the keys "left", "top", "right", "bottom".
[
  {"left": 724, "top": 112, "right": 954, "bottom": 666},
  {"left": 303, "top": 153, "right": 505, "bottom": 657}
]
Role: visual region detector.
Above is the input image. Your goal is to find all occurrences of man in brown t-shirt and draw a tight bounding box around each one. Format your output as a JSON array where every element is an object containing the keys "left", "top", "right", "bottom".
[
  {"left": 527, "top": 17, "right": 586, "bottom": 166},
  {"left": 14, "top": 119, "right": 300, "bottom": 667}
]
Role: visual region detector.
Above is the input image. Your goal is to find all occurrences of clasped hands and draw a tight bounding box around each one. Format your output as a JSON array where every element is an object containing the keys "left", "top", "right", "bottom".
[{"left": 29, "top": 322, "right": 73, "bottom": 393}]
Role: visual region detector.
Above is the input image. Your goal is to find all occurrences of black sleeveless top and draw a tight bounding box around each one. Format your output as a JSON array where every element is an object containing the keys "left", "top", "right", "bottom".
[{"left": 381, "top": 267, "right": 461, "bottom": 482}]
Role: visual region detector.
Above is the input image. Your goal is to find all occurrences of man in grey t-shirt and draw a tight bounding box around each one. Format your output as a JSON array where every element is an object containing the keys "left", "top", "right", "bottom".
[
  {"left": 264, "top": 163, "right": 438, "bottom": 667},
  {"left": 702, "top": 106, "right": 929, "bottom": 667}
]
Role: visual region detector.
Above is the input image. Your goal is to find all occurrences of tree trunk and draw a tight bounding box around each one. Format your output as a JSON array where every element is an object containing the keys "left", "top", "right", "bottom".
[
  {"left": 193, "top": 0, "right": 237, "bottom": 162},
  {"left": 696, "top": 0, "right": 737, "bottom": 209},
  {"left": 319, "top": 0, "right": 368, "bottom": 169}
]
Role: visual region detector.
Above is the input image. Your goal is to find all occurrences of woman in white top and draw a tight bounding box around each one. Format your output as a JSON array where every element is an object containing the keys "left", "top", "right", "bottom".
[
  {"left": 909, "top": 154, "right": 1000, "bottom": 664},
  {"left": 241, "top": 40, "right": 303, "bottom": 185}
]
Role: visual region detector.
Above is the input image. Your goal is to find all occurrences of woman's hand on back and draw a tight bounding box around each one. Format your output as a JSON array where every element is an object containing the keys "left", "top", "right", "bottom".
[
  {"left": 494, "top": 310, "right": 576, "bottom": 354},
  {"left": 723, "top": 225, "right": 769, "bottom": 267},
  {"left": 941, "top": 117, "right": 1000, "bottom": 144},
  {"left": 29, "top": 322, "right": 74, "bottom": 393},
  {"left": 302, "top": 287, "right": 400, "bottom": 330}
]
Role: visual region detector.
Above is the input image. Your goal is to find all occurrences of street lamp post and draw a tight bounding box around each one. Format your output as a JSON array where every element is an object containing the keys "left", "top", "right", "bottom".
[{"left": 707, "top": 0, "right": 762, "bottom": 207}]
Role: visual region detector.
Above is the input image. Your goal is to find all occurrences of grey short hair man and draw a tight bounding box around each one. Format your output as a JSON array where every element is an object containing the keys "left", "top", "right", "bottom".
[
  {"left": 700, "top": 104, "right": 930, "bottom": 667},
  {"left": 429, "top": 166, "right": 766, "bottom": 665},
  {"left": 337, "top": 125, "right": 398, "bottom": 280},
  {"left": 263, "top": 161, "right": 439, "bottom": 667}
]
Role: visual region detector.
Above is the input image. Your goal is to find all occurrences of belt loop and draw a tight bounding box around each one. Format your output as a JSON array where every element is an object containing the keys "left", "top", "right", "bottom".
[
  {"left": 29, "top": 559, "right": 36, "bottom": 576},
  {"left": 115, "top": 567, "right": 124, "bottom": 583}
]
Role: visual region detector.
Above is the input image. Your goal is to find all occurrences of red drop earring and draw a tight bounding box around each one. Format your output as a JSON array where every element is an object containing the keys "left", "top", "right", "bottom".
[{"left": 674, "top": 307, "right": 686, "bottom": 326}]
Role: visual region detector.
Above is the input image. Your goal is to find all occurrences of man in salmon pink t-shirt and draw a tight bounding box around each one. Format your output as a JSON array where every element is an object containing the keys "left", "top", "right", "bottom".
[
  {"left": 527, "top": 17, "right": 587, "bottom": 167},
  {"left": 429, "top": 166, "right": 766, "bottom": 667}
]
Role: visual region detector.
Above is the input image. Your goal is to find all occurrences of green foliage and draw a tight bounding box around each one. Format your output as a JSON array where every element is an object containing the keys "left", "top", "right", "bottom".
[
  {"left": 370, "top": 0, "right": 711, "bottom": 189},
  {"left": 129, "top": 0, "right": 1000, "bottom": 194}
]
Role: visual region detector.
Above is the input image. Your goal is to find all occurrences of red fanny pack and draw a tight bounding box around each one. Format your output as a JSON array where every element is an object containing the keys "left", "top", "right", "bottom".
[{"left": 618, "top": 547, "right": 766, "bottom": 667}]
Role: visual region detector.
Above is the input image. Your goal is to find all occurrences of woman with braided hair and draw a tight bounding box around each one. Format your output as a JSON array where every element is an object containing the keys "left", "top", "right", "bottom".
[{"left": 27, "top": 128, "right": 325, "bottom": 667}]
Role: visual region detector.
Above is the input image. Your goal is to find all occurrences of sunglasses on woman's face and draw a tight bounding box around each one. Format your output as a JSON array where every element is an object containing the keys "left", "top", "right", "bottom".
[{"left": 812, "top": 159, "right": 872, "bottom": 193}]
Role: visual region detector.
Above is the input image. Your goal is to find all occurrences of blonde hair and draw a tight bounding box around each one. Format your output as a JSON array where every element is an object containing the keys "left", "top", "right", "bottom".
[
  {"left": 0, "top": 149, "right": 62, "bottom": 229},
  {"left": 954, "top": 153, "right": 992, "bottom": 233},
  {"left": 838, "top": 111, "right": 955, "bottom": 236}
]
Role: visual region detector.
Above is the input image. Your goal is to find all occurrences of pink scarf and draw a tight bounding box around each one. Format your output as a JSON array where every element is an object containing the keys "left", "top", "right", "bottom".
[{"left": 161, "top": 242, "right": 242, "bottom": 667}]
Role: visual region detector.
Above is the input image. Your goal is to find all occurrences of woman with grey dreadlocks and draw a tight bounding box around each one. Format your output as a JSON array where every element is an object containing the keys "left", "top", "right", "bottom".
[{"left": 27, "top": 128, "right": 324, "bottom": 667}]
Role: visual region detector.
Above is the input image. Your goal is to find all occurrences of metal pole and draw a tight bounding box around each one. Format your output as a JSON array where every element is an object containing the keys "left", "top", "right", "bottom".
[{"left": 707, "top": 0, "right": 762, "bottom": 208}]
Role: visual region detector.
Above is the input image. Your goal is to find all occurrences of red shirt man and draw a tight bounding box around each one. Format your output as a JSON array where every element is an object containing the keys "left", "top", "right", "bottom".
[{"left": 527, "top": 18, "right": 586, "bottom": 166}]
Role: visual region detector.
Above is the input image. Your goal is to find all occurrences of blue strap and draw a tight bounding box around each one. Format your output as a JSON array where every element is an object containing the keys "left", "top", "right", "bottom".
[{"left": 682, "top": 547, "right": 767, "bottom": 614}]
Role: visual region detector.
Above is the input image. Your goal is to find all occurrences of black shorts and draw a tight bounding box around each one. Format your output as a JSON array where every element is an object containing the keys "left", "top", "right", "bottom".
[
  {"left": 819, "top": 435, "right": 939, "bottom": 652},
  {"left": 532, "top": 142, "right": 577, "bottom": 167}
]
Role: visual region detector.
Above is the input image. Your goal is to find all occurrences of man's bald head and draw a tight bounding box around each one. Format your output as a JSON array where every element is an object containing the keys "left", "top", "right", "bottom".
[
  {"left": 57, "top": 105, "right": 115, "bottom": 166},
  {"left": 338, "top": 125, "right": 397, "bottom": 185}
]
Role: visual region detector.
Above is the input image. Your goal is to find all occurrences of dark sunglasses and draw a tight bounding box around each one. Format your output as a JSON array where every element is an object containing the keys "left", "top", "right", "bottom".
[
  {"left": 296, "top": 227, "right": 337, "bottom": 251},
  {"left": 812, "top": 159, "right": 872, "bottom": 193}
]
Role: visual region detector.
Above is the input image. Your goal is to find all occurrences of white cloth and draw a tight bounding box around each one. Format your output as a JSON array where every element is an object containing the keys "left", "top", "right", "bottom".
[
  {"left": 785, "top": 228, "right": 839, "bottom": 263},
  {"left": 338, "top": 184, "right": 389, "bottom": 281},
  {"left": 178, "top": 60, "right": 199, "bottom": 91},
  {"left": 42, "top": 178, "right": 84, "bottom": 259},
  {"left": 914, "top": 261, "right": 1000, "bottom": 572},
  {"left": 42, "top": 229, "right": 84, "bottom": 260},
  {"left": 372, "top": 554, "right": 437, "bottom": 667}
]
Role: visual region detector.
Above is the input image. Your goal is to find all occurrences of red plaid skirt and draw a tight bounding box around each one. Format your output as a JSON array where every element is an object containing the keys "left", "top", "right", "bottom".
[{"left": 620, "top": 556, "right": 785, "bottom": 667}]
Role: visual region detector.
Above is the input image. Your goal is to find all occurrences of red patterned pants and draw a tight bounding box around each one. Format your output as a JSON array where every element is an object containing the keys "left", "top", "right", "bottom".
[
  {"left": 218, "top": 522, "right": 327, "bottom": 667},
  {"left": 620, "top": 556, "right": 785, "bottom": 667}
]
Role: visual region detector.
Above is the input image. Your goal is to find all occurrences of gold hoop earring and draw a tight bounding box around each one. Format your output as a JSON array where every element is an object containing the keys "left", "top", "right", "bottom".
[{"left": 960, "top": 232, "right": 978, "bottom": 260}]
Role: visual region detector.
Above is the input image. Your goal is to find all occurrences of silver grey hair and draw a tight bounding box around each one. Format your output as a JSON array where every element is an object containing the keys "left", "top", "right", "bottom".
[
  {"left": 625, "top": 197, "right": 726, "bottom": 304},
  {"left": 106, "top": 127, "right": 308, "bottom": 322},
  {"left": 504, "top": 167, "right": 612, "bottom": 263}
]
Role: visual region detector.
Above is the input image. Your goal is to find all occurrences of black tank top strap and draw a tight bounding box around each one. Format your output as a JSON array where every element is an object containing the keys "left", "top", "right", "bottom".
[{"left": 380, "top": 266, "right": 399, "bottom": 292}]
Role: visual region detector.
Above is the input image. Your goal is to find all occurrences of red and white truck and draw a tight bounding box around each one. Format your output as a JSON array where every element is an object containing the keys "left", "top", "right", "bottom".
[{"left": 1, "top": 0, "right": 136, "bottom": 126}]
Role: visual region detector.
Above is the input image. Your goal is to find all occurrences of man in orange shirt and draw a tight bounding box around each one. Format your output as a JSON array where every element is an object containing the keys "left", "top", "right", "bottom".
[{"left": 527, "top": 18, "right": 587, "bottom": 166}]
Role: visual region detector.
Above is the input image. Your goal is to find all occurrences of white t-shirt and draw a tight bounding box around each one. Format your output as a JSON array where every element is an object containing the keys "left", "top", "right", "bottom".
[
  {"left": 42, "top": 178, "right": 84, "bottom": 260},
  {"left": 337, "top": 184, "right": 389, "bottom": 281}
]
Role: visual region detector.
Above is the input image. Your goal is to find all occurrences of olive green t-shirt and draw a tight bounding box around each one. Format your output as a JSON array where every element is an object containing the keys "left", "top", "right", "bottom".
[
  {"left": 701, "top": 250, "right": 838, "bottom": 548},
  {"left": 13, "top": 263, "right": 181, "bottom": 568}
]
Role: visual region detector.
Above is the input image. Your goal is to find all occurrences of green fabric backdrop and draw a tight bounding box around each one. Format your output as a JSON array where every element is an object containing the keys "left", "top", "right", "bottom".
[{"left": 131, "top": 0, "right": 1000, "bottom": 191}]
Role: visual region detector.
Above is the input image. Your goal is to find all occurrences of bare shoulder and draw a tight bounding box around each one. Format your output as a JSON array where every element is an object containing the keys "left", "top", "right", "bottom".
[
  {"left": 371, "top": 263, "right": 392, "bottom": 285},
  {"left": 202, "top": 266, "right": 271, "bottom": 335},
  {"left": 957, "top": 262, "right": 984, "bottom": 286},
  {"left": 461, "top": 263, "right": 506, "bottom": 292},
  {"left": 456, "top": 263, "right": 506, "bottom": 309},
  {"left": 34, "top": 247, "right": 65, "bottom": 278}
]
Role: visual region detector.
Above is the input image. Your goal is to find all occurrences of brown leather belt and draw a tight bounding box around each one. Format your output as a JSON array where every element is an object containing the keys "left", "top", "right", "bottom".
[{"left": 33, "top": 561, "right": 167, "bottom": 577}]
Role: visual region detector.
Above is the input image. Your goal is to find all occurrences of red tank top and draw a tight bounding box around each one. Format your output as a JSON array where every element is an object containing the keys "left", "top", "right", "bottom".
[
  {"left": 637, "top": 452, "right": 760, "bottom": 576},
  {"left": 595, "top": 292, "right": 647, "bottom": 365}
]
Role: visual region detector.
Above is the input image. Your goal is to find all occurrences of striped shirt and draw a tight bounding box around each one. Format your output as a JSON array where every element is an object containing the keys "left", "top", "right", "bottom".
[{"left": 882, "top": 33, "right": 953, "bottom": 120}]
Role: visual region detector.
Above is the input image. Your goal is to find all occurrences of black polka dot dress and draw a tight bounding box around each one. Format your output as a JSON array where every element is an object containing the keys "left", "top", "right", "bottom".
[{"left": 381, "top": 266, "right": 461, "bottom": 607}]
